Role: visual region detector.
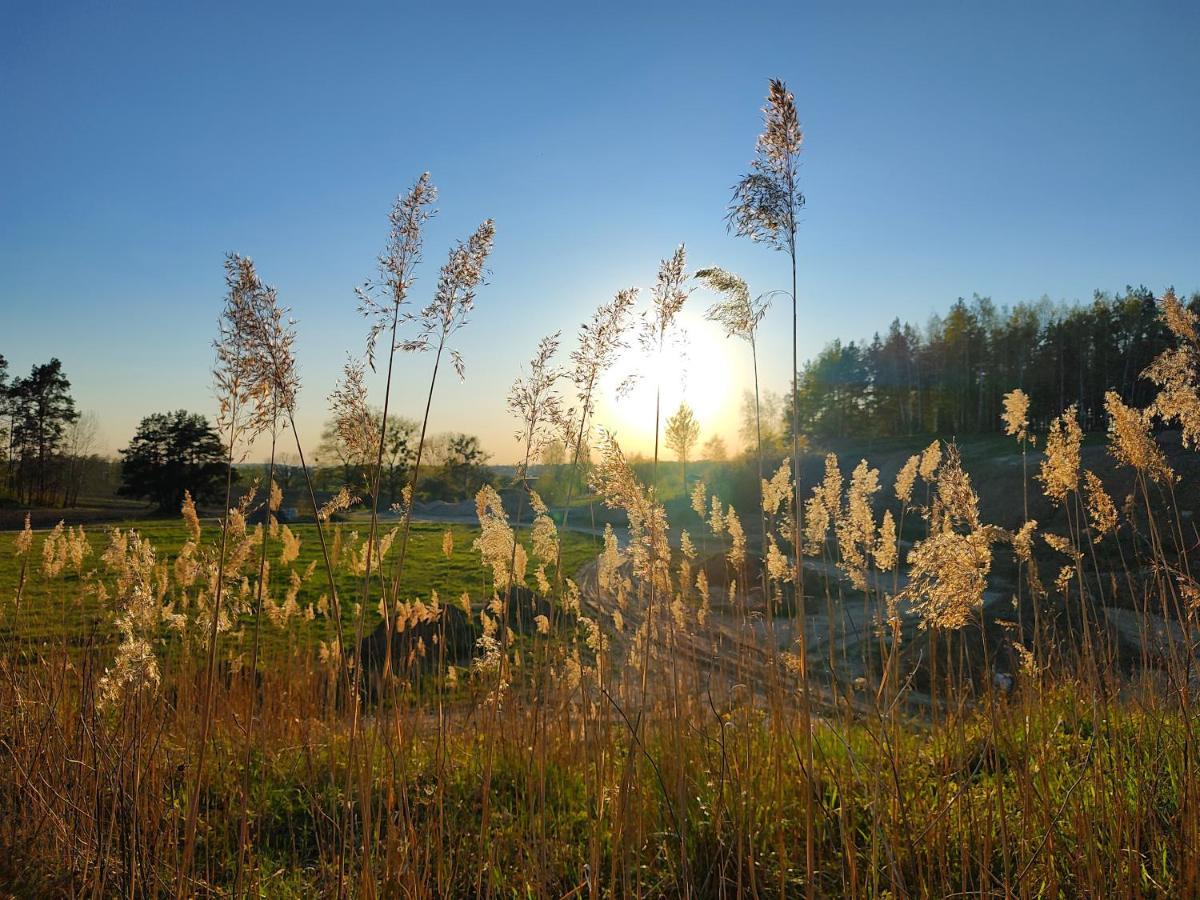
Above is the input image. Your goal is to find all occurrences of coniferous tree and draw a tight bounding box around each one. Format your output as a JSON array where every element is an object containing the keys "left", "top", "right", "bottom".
[
  {"left": 8, "top": 358, "right": 79, "bottom": 503},
  {"left": 119, "top": 410, "right": 229, "bottom": 512}
]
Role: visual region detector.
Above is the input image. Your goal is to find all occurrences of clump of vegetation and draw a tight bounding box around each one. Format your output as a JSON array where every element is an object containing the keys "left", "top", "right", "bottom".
[{"left": 3, "top": 80, "right": 1200, "bottom": 899}]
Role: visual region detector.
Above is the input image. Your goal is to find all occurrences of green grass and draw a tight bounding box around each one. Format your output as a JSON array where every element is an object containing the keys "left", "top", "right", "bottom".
[{"left": 0, "top": 516, "right": 600, "bottom": 654}]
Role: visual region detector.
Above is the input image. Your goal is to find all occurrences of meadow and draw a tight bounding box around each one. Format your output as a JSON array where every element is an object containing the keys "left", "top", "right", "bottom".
[
  {"left": 3, "top": 79, "right": 1200, "bottom": 899},
  {"left": 0, "top": 518, "right": 600, "bottom": 655}
]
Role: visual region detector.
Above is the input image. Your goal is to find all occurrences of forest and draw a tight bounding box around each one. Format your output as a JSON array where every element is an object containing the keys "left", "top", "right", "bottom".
[{"left": 792, "top": 286, "right": 1200, "bottom": 439}]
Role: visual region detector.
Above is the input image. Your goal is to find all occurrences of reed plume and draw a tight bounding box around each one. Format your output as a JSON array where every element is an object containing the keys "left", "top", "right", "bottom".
[{"left": 696, "top": 265, "right": 775, "bottom": 598}]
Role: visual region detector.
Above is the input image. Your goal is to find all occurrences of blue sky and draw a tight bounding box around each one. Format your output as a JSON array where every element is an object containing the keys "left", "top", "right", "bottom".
[{"left": 2, "top": 1, "right": 1197, "bottom": 462}]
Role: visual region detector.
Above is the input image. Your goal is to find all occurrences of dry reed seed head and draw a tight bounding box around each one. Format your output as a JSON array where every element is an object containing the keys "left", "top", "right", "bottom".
[
  {"left": 534, "top": 564, "right": 551, "bottom": 595},
  {"left": 726, "top": 505, "right": 747, "bottom": 568},
  {"left": 820, "top": 453, "right": 844, "bottom": 518},
  {"left": 318, "top": 486, "right": 358, "bottom": 522},
  {"left": 181, "top": 491, "right": 201, "bottom": 543},
  {"left": 101, "top": 528, "right": 126, "bottom": 570},
  {"left": 680, "top": 530, "right": 696, "bottom": 561},
  {"left": 761, "top": 78, "right": 804, "bottom": 162},
  {"left": 529, "top": 493, "right": 559, "bottom": 564},
  {"left": 473, "top": 484, "right": 521, "bottom": 587},
  {"left": 99, "top": 636, "right": 160, "bottom": 706},
  {"left": 654, "top": 245, "right": 690, "bottom": 333},
  {"left": 1175, "top": 575, "right": 1200, "bottom": 613},
  {"left": 918, "top": 440, "right": 942, "bottom": 482},
  {"left": 98, "top": 530, "right": 171, "bottom": 704},
  {"left": 534, "top": 614, "right": 550, "bottom": 635},
  {"left": 329, "top": 357, "right": 380, "bottom": 464},
  {"left": 803, "top": 491, "right": 831, "bottom": 555},
  {"left": 1012, "top": 520, "right": 1039, "bottom": 563},
  {"left": 61, "top": 525, "right": 89, "bottom": 574},
  {"left": 216, "top": 253, "right": 299, "bottom": 435},
  {"left": 560, "top": 653, "right": 581, "bottom": 691},
  {"left": 1145, "top": 345, "right": 1200, "bottom": 449},
  {"left": 762, "top": 459, "right": 792, "bottom": 520},
  {"left": 213, "top": 256, "right": 260, "bottom": 432},
  {"left": 766, "top": 534, "right": 791, "bottom": 583},
  {"left": 508, "top": 332, "right": 564, "bottom": 458},
  {"left": 932, "top": 444, "right": 981, "bottom": 532},
  {"left": 597, "top": 523, "right": 625, "bottom": 596},
  {"left": 14, "top": 513, "right": 33, "bottom": 557},
  {"left": 279, "top": 525, "right": 301, "bottom": 566},
  {"left": 38, "top": 525, "right": 66, "bottom": 576},
  {"left": 1038, "top": 406, "right": 1083, "bottom": 505},
  {"left": 409, "top": 217, "right": 497, "bottom": 381},
  {"left": 696, "top": 266, "right": 770, "bottom": 341},
  {"left": 383, "top": 172, "right": 436, "bottom": 295},
  {"left": 472, "top": 632, "right": 507, "bottom": 703},
  {"left": 708, "top": 496, "right": 725, "bottom": 535},
  {"left": 1044, "top": 531, "right": 1082, "bottom": 562},
  {"left": 874, "top": 510, "right": 898, "bottom": 572},
  {"left": 441, "top": 528, "right": 454, "bottom": 559},
  {"left": 1082, "top": 470, "right": 1118, "bottom": 540},
  {"left": 580, "top": 615, "right": 605, "bottom": 654},
  {"left": 637, "top": 246, "right": 692, "bottom": 364},
  {"left": 1104, "top": 391, "right": 1174, "bottom": 483},
  {"left": 41, "top": 521, "right": 66, "bottom": 578},
  {"left": 1054, "top": 564, "right": 1075, "bottom": 597},
  {"left": 1012, "top": 642, "right": 1040, "bottom": 678},
  {"left": 395, "top": 484, "right": 414, "bottom": 520},
  {"left": 378, "top": 526, "right": 399, "bottom": 562},
  {"left": 690, "top": 480, "right": 707, "bottom": 519},
  {"left": 563, "top": 578, "right": 581, "bottom": 616},
  {"left": 570, "top": 287, "right": 638, "bottom": 394},
  {"left": 835, "top": 460, "right": 880, "bottom": 590},
  {"left": 670, "top": 594, "right": 690, "bottom": 632},
  {"left": 905, "top": 527, "right": 994, "bottom": 630},
  {"left": 695, "top": 567, "right": 711, "bottom": 609},
  {"left": 1161, "top": 287, "right": 1199, "bottom": 345},
  {"left": 1002, "top": 388, "right": 1032, "bottom": 442},
  {"left": 677, "top": 553, "right": 692, "bottom": 600},
  {"left": 590, "top": 430, "right": 668, "bottom": 584},
  {"left": 357, "top": 172, "right": 438, "bottom": 369},
  {"left": 276, "top": 571, "right": 302, "bottom": 625},
  {"left": 269, "top": 479, "right": 283, "bottom": 513},
  {"left": 894, "top": 454, "right": 919, "bottom": 506},
  {"left": 175, "top": 541, "right": 199, "bottom": 588},
  {"left": 728, "top": 79, "right": 804, "bottom": 249}
]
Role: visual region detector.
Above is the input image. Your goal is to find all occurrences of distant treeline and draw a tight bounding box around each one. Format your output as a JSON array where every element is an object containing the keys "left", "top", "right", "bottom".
[{"left": 789, "top": 285, "right": 1200, "bottom": 439}]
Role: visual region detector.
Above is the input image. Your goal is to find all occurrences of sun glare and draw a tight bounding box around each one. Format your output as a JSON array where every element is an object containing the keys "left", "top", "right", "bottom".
[{"left": 594, "top": 310, "right": 739, "bottom": 456}]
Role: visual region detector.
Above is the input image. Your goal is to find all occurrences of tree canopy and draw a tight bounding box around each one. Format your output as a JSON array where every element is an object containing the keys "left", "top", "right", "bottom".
[
  {"left": 119, "top": 410, "right": 229, "bottom": 512},
  {"left": 6, "top": 358, "right": 79, "bottom": 504},
  {"left": 665, "top": 401, "right": 701, "bottom": 486},
  {"left": 787, "top": 287, "right": 1200, "bottom": 441}
]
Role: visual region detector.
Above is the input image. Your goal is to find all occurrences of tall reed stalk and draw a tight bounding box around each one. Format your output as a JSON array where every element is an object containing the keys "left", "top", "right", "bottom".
[
  {"left": 729, "top": 77, "right": 812, "bottom": 894},
  {"left": 177, "top": 254, "right": 279, "bottom": 894}
]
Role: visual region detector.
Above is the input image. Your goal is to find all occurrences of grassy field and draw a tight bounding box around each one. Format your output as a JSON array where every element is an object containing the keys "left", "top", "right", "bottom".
[{"left": 0, "top": 516, "right": 601, "bottom": 655}]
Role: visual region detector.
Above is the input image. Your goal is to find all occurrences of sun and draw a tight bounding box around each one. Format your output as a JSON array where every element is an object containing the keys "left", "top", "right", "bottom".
[{"left": 593, "top": 310, "right": 741, "bottom": 456}]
